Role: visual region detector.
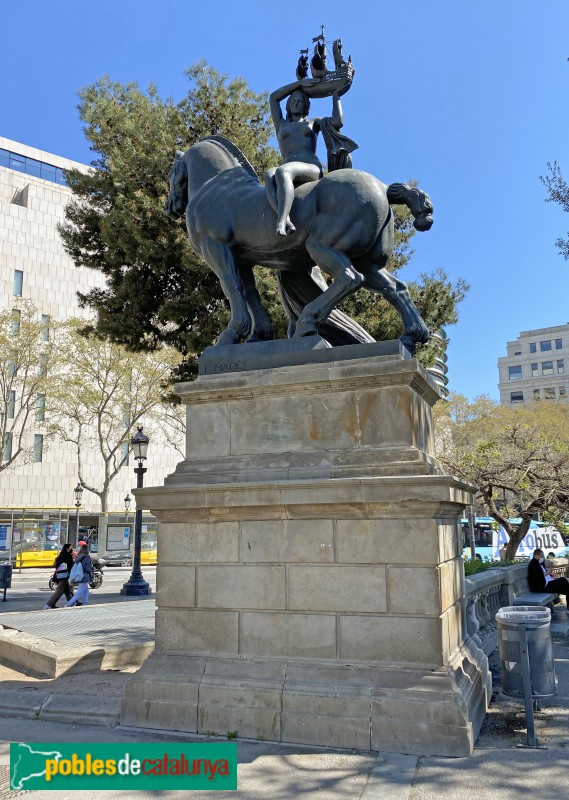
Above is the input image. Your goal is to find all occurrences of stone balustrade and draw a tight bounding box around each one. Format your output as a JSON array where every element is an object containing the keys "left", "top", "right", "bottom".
[{"left": 464, "top": 559, "right": 569, "bottom": 655}]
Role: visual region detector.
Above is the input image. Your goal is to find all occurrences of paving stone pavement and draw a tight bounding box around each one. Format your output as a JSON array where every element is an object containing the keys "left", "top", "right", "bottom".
[{"left": 0, "top": 600, "right": 155, "bottom": 650}]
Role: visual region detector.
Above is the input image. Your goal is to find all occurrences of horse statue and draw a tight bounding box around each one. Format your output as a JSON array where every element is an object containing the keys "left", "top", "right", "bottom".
[{"left": 164, "top": 135, "right": 434, "bottom": 353}]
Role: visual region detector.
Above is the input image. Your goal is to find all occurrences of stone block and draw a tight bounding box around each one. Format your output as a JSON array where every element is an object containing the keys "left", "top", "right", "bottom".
[
  {"left": 159, "top": 521, "right": 239, "bottom": 563},
  {"left": 336, "top": 518, "right": 440, "bottom": 565},
  {"left": 156, "top": 565, "right": 195, "bottom": 608},
  {"left": 371, "top": 718, "right": 473, "bottom": 757},
  {"left": 281, "top": 712, "right": 371, "bottom": 751},
  {"left": 121, "top": 698, "right": 198, "bottom": 733},
  {"left": 387, "top": 566, "right": 440, "bottom": 615},
  {"left": 240, "top": 519, "right": 335, "bottom": 563},
  {"left": 155, "top": 608, "right": 238, "bottom": 655},
  {"left": 197, "top": 658, "right": 285, "bottom": 740},
  {"left": 197, "top": 565, "right": 285, "bottom": 609},
  {"left": 288, "top": 566, "right": 387, "bottom": 612},
  {"left": 241, "top": 612, "right": 337, "bottom": 659},
  {"left": 186, "top": 403, "right": 231, "bottom": 459},
  {"left": 339, "top": 615, "right": 442, "bottom": 667}
]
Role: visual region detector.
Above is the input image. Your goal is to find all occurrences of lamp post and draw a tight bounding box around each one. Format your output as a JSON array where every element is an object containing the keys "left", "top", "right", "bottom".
[
  {"left": 121, "top": 426, "right": 151, "bottom": 596},
  {"left": 124, "top": 493, "right": 132, "bottom": 555},
  {"left": 73, "top": 482, "right": 83, "bottom": 547}
]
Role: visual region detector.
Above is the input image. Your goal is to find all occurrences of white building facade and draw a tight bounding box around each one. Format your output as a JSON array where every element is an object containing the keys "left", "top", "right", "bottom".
[
  {"left": 497, "top": 323, "right": 569, "bottom": 405},
  {"left": 0, "top": 136, "right": 182, "bottom": 516}
]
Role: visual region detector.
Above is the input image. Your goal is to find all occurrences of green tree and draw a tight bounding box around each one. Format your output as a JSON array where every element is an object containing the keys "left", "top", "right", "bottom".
[
  {"left": 435, "top": 393, "right": 569, "bottom": 559},
  {"left": 60, "top": 63, "right": 466, "bottom": 375},
  {"left": 51, "top": 322, "right": 180, "bottom": 512},
  {"left": 541, "top": 161, "right": 569, "bottom": 259},
  {"left": 0, "top": 301, "right": 63, "bottom": 473}
]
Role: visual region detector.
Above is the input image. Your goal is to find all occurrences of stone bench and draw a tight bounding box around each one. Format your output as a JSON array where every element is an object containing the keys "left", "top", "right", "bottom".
[{"left": 513, "top": 591, "right": 559, "bottom": 609}]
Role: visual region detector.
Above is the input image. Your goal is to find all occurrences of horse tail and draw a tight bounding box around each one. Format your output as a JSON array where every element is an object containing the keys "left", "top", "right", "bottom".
[
  {"left": 277, "top": 268, "right": 375, "bottom": 346},
  {"left": 386, "top": 183, "right": 434, "bottom": 232}
]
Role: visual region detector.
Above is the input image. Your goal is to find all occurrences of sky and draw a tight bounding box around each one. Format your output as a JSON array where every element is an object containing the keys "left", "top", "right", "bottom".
[{"left": 1, "top": 0, "right": 568, "bottom": 400}]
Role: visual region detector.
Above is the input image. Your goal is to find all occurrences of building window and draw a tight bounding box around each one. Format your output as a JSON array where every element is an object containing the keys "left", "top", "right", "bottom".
[
  {"left": 540, "top": 340, "right": 552, "bottom": 352},
  {"left": 13, "top": 270, "right": 23, "bottom": 297},
  {"left": 530, "top": 342, "right": 537, "bottom": 353},
  {"left": 557, "top": 360, "right": 564, "bottom": 374},
  {"left": 35, "top": 394, "right": 45, "bottom": 422},
  {"left": 510, "top": 391, "right": 524, "bottom": 404},
  {"left": 531, "top": 363, "right": 539, "bottom": 377},
  {"left": 0, "top": 148, "right": 67, "bottom": 186},
  {"left": 560, "top": 386, "right": 567, "bottom": 398},
  {"left": 7, "top": 390, "right": 16, "bottom": 419},
  {"left": 556, "top": 338, "right": 563, "bottom": 350},
  {"left": 514, "top": 350, "right": 521, "bottom": 356},
  {"left": 38, "top": 353, "right": 47, "bottom": 377},
  {"left": 2, "top": 433, "right": 12, "bottom": 463},
  {"left": 544, "top": 387, "right": 556, "bottom": 400},
  {"left": 33, "top": 434, "right": 43, "bottom": 463},
  {"left": 120, "top": 441, "right": 129, "bottom": 467},
  {"left": 11, "top": 309, "right": 21, "bottom": 335},
  {"left": 542, "top": 361, "right": 554, "bottom": 376},
  {"left": 40, "top": 314, "right": 50, "bottom": 342},
  {"left": 508, "top": 365, "right": 522, "bottom": 380},
  {"left": 534, "top": 389, "right": 541, "bottom": 400}
]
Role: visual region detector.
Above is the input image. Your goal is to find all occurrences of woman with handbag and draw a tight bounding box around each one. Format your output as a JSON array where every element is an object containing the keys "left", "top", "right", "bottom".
[
  {"left": 43, "top": 543, "right": 74, "bottom": 609},
  {"left": 65, "top": 542, "right": 93, "bottom": 607}
]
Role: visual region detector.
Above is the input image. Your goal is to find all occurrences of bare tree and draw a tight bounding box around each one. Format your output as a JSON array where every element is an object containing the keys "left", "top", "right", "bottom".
[
  {"left": 52, "top": 321, "right": 181, "bottom": 511},
  {"left": 0, "top": 301, "right": 63, "bottom": 473},
  {"left": 435, "top": 394, "right": 569, "bottom": 559}
]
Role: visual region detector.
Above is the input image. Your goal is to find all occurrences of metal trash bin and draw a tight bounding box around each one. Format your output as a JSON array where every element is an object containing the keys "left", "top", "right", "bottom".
[
  {"left": 0, "top": 562, "right": 12, "bottom": 602},
  {"left": 495, "top": 605, "right": 557, "bottom": 746}
]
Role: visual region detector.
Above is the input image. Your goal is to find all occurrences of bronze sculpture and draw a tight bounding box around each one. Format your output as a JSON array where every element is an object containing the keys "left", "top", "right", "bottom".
[{"left": 165, "top": 31, "right": 434, "bottom": 354}]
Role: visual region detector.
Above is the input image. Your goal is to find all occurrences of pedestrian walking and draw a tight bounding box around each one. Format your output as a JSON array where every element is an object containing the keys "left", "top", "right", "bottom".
[
  {"left": 65, "top": 543, "right": 93, "bottom": 607},
  {"left": 43, "top": 543, "right": 74, "bottom": 609}
]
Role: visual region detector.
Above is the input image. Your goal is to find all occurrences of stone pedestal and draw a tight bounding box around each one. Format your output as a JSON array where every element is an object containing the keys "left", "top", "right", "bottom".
[{"left": 121, "top": 344, "right": 491, "bottom": 756}]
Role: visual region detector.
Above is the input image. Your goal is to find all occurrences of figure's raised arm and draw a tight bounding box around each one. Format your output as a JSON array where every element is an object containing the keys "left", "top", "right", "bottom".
[{"left": 269, "top": 79, "right": 321, "bottom": 126}]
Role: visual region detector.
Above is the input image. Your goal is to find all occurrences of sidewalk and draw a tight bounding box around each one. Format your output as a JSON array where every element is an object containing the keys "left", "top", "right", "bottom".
[{"left": 0, "top": 603, "right": 569, "bottom": 798}]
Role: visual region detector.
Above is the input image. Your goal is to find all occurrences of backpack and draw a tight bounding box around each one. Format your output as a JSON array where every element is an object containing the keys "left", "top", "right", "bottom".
[{"left": 69, "top": 561, "right": 84, "bottom": 584}]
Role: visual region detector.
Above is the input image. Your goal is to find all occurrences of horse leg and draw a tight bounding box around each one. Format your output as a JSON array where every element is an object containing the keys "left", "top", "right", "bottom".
[
  {"left": 239, "top": 265, "right": 274, "bottom": 342},
  {"left": 200, "top": 237, "right": 251, "bottom": 345},
  {"left": 362, "top": 265, "right": 430, "bottom": 355},
  {"left": 294, "top": 239, "right": 364, "bottom": 337}
]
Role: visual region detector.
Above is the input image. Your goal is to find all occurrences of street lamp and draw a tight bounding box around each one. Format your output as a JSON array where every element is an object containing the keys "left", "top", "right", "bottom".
[
  {"left": 121, "top": 426, "right": 151, "bottom": 596},
  {"left": 73, "top": 482, "right": 83, "bottom": 547},
  {"left": 124, "top": 493, "right": 132, "bottom": 551}
]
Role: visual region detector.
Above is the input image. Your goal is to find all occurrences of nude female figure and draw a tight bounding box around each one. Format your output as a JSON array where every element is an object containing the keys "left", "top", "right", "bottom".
[{"left": 265, "top": 79, "right": 349, "bottom": 236}]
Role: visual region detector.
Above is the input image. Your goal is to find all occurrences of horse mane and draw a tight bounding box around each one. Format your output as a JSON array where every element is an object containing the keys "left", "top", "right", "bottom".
[{"left": 201, "top": 135, "right": 260, "bottom": 184}]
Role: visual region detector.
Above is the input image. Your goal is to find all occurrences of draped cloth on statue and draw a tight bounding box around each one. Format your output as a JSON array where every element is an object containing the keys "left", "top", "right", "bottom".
[{"left": 319, "top": 117, "right": 359, "bottom": 172}]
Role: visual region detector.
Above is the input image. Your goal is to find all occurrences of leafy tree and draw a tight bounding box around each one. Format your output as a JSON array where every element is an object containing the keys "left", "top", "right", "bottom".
[
  {"left": 541, "top": 161, "right": 569, "bottom": 259},
  {"left": 51, "top": 322, "right": 180, "bottom": 512},
  {"left": 60, "top": 63, "right": 466, "bottom": 375},
  {"left": 435, "top": 394, "right": 569, "bottom": 559},
  {"left": 0, "top": 301, "right": 63, "bottom": 473}
]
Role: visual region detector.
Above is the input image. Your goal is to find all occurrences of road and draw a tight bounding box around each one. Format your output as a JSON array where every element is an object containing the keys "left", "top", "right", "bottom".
[{"left": 0, "top": 566, "right": 157, "bottom": 613}]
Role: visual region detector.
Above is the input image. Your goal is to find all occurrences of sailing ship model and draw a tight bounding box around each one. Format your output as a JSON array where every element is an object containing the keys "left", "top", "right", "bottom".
[{"left": 296, "top": 27, "right": 354, "bottom": 98}]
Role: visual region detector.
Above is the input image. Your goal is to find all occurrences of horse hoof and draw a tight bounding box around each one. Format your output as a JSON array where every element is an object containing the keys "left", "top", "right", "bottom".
[
  {"left": 276, "top": 226, "right": 288, "bottom": 237},
  {"left": 246, "top": 331, "right": 274, "bottom": 344}
]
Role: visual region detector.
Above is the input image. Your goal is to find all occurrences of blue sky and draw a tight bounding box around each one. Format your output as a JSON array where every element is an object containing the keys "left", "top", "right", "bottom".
[{"left": 2, "top": 0, "right": 568, "bottom": 400}]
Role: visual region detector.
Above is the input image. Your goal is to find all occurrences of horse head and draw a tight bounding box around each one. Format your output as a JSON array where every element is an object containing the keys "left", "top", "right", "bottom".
[{"left": 164, "top": 151, "right": 188, "bottom": 219}]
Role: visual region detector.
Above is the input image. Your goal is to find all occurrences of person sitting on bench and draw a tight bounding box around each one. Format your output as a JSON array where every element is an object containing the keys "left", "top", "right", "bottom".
[{"left": 528, "top": 548, "right": 569, "bottom": 615}]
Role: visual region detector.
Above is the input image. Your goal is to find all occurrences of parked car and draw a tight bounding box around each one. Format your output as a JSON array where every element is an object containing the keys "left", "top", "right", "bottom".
[{"left": 102, "top": 551, "right": 133, "bottom": 567}]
